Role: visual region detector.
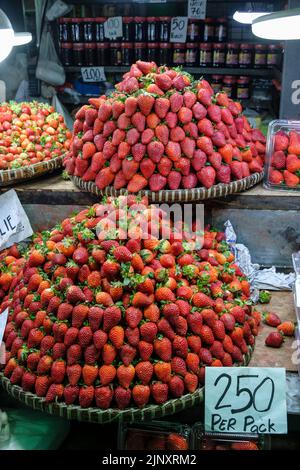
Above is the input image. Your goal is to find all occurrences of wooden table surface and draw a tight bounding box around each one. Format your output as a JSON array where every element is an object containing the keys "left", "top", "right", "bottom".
[{"left": 250, "top": 291, "right": 298, "bottom": 372}]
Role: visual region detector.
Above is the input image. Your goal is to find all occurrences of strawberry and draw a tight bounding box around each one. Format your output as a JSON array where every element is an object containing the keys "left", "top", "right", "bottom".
[
  {"left": 210, "top": 340, "right": 225, "bottom": 360},
  {"left": 119, "top": 344, "right": 136, "bottom": 366},
  {"left": 223, "top": 335, "right": 234, "bottom": 354},
  {"left": 147, "top": 141, "right": 164, "bottom": 163},
  {"left": 82, "top": 142, "right": 96, "bottom": 160},
  {"left": 66, "top": 364, "right": 82, "bottom": 385},
  {"left": 140, "top": 158, "right": 156, "bottom": 179},
  {"left": 172, "top": 336, "right": 188, "bottom": 358},
  {"left": 200, "top": 325, "right": 214, "bottom": 345},
  {"left": 165, "top": 111, "right": 178, "bottom": 128},
  {"left": 138, "top": 94, "right": 155, "bottom": 116},
  {"left": 151, "top": 382, "right": 168, "bottom": 404},
  {"left": 155, "top": 286, "right": 175, "bottom": 302},
  {"left": 197, "top": 88, "right": 212, "bottom": 106},
  {"left": 102, "top": 306, "right": 122, "bottom": 332},
  {"left": 274, "top": 132, "right": 289, "bottom": 151},
  {"left": 277, "top": 321, "right": 295, "bottom": 336},
  {"left": 192, "top": 102, "right": 207, "bottom": 120},
  {"left": 22, "top": 371, "right": 36, "bottom": 391},
  {"left": 170, "top": 93, "right": 183, "bottom": 112},
  {"left": 154, "top": 361, "right": 171, "bottom": 382},
  {"left": 117, "top": 364, "right": 135, "bottom": 389},
  {"left": 66, "top": 285, "right": 86, "bottom": 304},
  {"left": 155, "top": 73, "right": 172, "bottom": 91},
  {"left": 82, "top": 364, "right": 98, "bottom": 386},
  {"left": 269, "top": 169, "right": 284, "bottom": 185},
  {"left": 198, "top": 166, "right": 216, "bottom": 188},
  {"left": 131, "top": 112, "right": 146, "bottom": 132},
  {"left": 283, "top": 169, "right": 299, "bottom": 187},
  {"left": 157, "top": 318, "right": 176, "bottom": 341},
  {"left": 287, "top": 154, "right": 300, "bottom": 173},
  {"left": 46, "top": 383, "right": 64, "bottom": 403},
  {"left": 108, "top": 325, "right": 124, "bottom": 349},
  {"left": 155, "top": 124, "right": 169, "bottom": 145},
  {"left": 154, "top": 336, "right": 172, "bottom": 361},
  {"left": 265, "top": 331, "right": 284, "bottom": 348},
  {"left": 127, "top": 174, "right": 148, "bottom": 192},
  {"left": 67, "top": 344, "right": 82, "bottom": 365},
  {"left": 154, "top": 97, "right": 170, "bottom": 119},
  {"left": 166, "top": 434, "right": 188, "bottom": 451},
  {"left": 263, "top": 311, "right": 281, "bottom": 327},
  {"left": 138, "top": 341, "right": 153, "bottom": 361},
  {"left": 184, "top": 372, "right": 198, "bottom": 393},
  {"left": 113, "top": 386, "right": 131, "bottom": 410},
  {"left": 216, "top": 165, "right": 231, "bottom": 183},
  {"left": 124, "top": 96, "right": 138, "bottom": 116},
  {"left": 135, "top": 361, "right": 153, "bottom": 385},
  {"left": 169, "top": 375, "right": 185, "bottom": 398},
  {"left": 167, "top": 170, "right": 182, "bottom": 190},
  {"left": 140, "top": 322, "right": 157, "bottom": 342},
  {"left": 132, "top": 292, "right": 153, "bottom": 308},
  {"left": 79, "top": 385, "right": 94, "bottom": 408},
  {"left": 231, "top": 441, "right": 259, "bottom": 451},
  {"left": 95, "top": 386, "right": 114, "bottom": 409},
  {"left": 272, "top": 150, "right": 286, "bottom": 169},
  {"left": 132, "top": 384, "right": 150, "bottom": 407},
  {"left": 64, "top": 385, "right": 79, "bottom": 405},
  {"left": 220, "top": 312, "right": 235, "bottom": 331}
]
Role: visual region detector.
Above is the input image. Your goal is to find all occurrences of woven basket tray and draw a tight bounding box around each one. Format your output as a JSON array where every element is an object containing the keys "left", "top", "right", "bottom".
[
  {"left": 0, "top": 346, "right": 253, "bottom": 424},
  {"left": 0, "top": 156, "right": 63, "bottom": 187},
  {"left": 70, "top": 173, "right": 263, "bottom": 203}
]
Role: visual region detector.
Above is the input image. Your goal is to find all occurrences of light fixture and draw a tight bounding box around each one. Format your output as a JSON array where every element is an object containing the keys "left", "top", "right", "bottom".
[
  {"left": 13, "top": 32, "right": 32, "bottom": 46},
  {"left": 0, "top": 9, "right": 14, "bottom": 62},
  {"left": 252, "top": 8, "right": 300, "bottom": 40},
  {"left": 233, "top": 11, "right": 269, "bottom": 25}
]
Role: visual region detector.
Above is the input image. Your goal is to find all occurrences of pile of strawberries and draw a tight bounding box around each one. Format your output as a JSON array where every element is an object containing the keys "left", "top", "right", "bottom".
[
  {"left": 64, "top": 61, "right": 265, "bottom": 192},
  {"left": 0, "top": 196, "right": 260, "bottom": 410},
  {"left": 268, "top": 130, "right": 300, "bottom": 188}
]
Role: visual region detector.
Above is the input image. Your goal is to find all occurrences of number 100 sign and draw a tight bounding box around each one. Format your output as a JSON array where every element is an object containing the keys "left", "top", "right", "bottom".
[{"left": 205, "top": 367, "right": 287, "bottom": 434}]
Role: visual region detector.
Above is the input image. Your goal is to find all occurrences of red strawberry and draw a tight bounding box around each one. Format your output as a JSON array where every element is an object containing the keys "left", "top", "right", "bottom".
[
  {"left": 210, "top": 340, "right": 225, "bottom": 360},
  {"left": 155, "top": 124, "right": 169, "bottom": 145},
  {"left": 117, "top": 364, "right": 135, "bottom": 389},
  {"left": 132, "top": 384, "right": 150, "bottom": 407},
  {"left": 154, "top": 97, "right": 170, "bottom": 119},
  {"left": 169, "top": 376, "right": 185, "bottom": 398},
  {"left": 151, "top": 382, "right": 168, "bottom": 404},
  {"left": 283, "top": 170, "right": 299, "bottom": 187},
  {"left": 138, "top": 341, "right": 153, "bottom": 361},
  {"left": 265, "top": 331, "right": 284, "bottom": 348},
  {"left": 184, "top": 372, "right": 198, "bottom": 393},
  {"left": 170, "top": 93, "right": 183, "bottom": 112},
  {"left": 119, "top": 344, "right": 136, "bottom": 366},
  {"left": 155, "top": 73, "right": 172, "bottom": 91},
  {"left": 157, "top": 318, "right": 176, "bottom": 341},
  {"left": 187, "top": 335, "right": 201, "bottom": 353},
  {"left": 140, "top": 158, "right": 156, "bottom": 178},
  {"left": 67, "top": 364, "right": 82, "bottom": 385},
  {"left": 167, "top": 170, "right": 182, "bottom": 190},
  {"left": 216, "top": 165, "right": 231, "bottom": 183},
  {"left": 103, "top": 306, "right": 121, "bottom": 332},
  {"left": 149, "top": 174, "right": 167, "bottom": 191},
  {"left": 192, "top": 102, "right": 207, "bottom": 120},
  {"left": 165, "top": 111, "right": 178, "bottom": 128},
  {"left": 272, "top": 150, "right": 286, "bottom": 169},
  {"left": 114, "top": 386, "right": 131, "bottom": 409},
  {"left": 147, "top": 141, "right": 164, "bottom": 163},
  {"left": 200, "top": 325, "right": 214, "bottom": 345},
  {"left": 127, "top": 174, "right": 148, "bottom": 192},
  {"left": 79, "top": 385, "right": 94, "bottom": 408},
  {"left": 95, "top": 386, "right": 114, "bottom": 409},
  {"left": 172, "top": 335, "right": 188, "bottom": 358},
  {"left": 154, "top": 336, "right": 172, "bottom": 361},
  {"left": 197, "top": 88, "right": 212, "bottom": 106},
  {"left": 135, "top": 361, "right": 153, "bottom": 385},
  {"left": 138, "top": 94, "right": 155, "bottom": 116},
  {"left": 269, "top": 169, "right": 284, "bottom": 185},
  {"left": 154, "top": 361, "right": 171, "bottom": 382},
  {"left": 46, "top": 383, "right": 64, "bottom": 403},
  {"left": 274, "top": 132, "right": 289, "bottom": 151},
  {"left": 99, "top": 364, "right": 116, "bottom": 385}
]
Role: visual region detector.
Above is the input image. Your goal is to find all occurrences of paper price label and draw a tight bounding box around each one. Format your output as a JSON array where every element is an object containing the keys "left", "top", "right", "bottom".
[
  {"left": 81, "top": 67, "right": 106, "bottom": 83},
  {"left": 0, "top": 190, "right": 33, "bottom": 250},
  {"left": 104, "top": 16, "right": 123, "bottom": 40},
  {"left": 205, "top": 367, "right": 287, "bottom": 434},
  {"left": 0, "top": 308, "right": 8, "bottom": 345},
  {"left": 188, "top": 0, "right": 207, "bottom": 19},
  {"left": 170, "top": 17, "right": 188, "bottom": 43}
]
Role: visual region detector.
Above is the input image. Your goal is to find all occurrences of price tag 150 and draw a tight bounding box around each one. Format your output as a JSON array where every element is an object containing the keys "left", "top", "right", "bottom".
[
  {"left": 170, "top": 17, "right": 188, "bottom": 43},
  {"left": 104, "top": 16, "right": 123, "bottom": 40},
  {"left": 81, "top": 67, "right": 106, "bottom": 83},
  {"left": 188, "top": 0, "right": 207, "bottom": 19},
  {"left": 205, "top": 367, "right": 287, "bottom": 434}
]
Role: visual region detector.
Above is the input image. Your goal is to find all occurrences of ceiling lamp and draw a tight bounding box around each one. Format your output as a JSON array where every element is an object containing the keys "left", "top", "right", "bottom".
[
  {"left": 233, "top": 11, "right": 269, "bottom": 24},
  {"left": 0, "top": 9, "right": 32, "bottom": 63},
  {"left": 13, "top": 32, "right": 32, "bottom": 46},
  {"left": 252, "top": 8, "right": 300, "bottom": 40}
]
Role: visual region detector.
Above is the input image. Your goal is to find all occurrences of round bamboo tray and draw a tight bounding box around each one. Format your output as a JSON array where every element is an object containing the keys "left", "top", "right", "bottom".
[
  {"left": 0, "top": 345, "right": 253, "bottom": 424},
  {"left": 70, "top": 172, "right": 263, "bottom": 203},
  {"left": 0, "top": 156, "right": 63, "bottom": 187}
]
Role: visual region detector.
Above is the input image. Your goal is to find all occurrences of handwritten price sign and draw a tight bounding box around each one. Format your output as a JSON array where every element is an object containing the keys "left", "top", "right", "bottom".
[
  {"left": 170, "top": 17, "right": 188, "bottom": 44},
  {"left": 205, "top": 367, "right": 287, "bottom": 434},
  {"left": 81, "top": 67, "right": 106, "bottom": 83},
  {"left": 104, "top": 16, "right": 123, "bottom": 40},
  {"left": 0, "top": 190, "right": 33, "bottom": 250},
  {"left": 188, "top": 0, "right": 207, "bottom": 19}
]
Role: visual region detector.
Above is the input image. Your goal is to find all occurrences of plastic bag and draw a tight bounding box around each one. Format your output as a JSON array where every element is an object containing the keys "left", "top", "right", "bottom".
[
  {"left": 46, "top": 0, "right": 73, "bottom": 22},
  {"left": 36, "top": 30, "right": 65, "bottom": 86},
  {"left": 52, "top": 94, "right": 74, "bottom": 130}
]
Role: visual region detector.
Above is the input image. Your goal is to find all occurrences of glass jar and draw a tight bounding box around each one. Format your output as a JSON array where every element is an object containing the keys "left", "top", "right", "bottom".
[
  {"left": 215, "top": 18, "right": 227, "bottom": 42},
  {"left": 121, "top": 42, "right": 133, "bottom": 65},
  {"left": 134, "top": 42, "right": 147, "bottom": 62},
  {"left": 254, "top": 44, "right": 267, "bottom": 68},
  {"left": 236, "top": 76, "right": 251, "bottom": 100},
  {"left": 83, "top": 18, "right": 95, "bottom": 42},
  {"left": 60, "top": 42, "right": 72, "bottom": 66},
  {"left": 203, "top": 18, "right": 214, "bottom": 42},
  {"left": 226, "top": 43, "right": 239, "bottom": 67},
  {"left": 147, "top": 17, "right": 158, "bottom": 42},
  {"left": 173, "top": 43, "right": 185, "bottom": 66},
  {"left": 96, "top": 42, "right": 109, "bottom": 65},
  {"left": 72, "top": 43, "right": 84, "bottom": 66},
  {"left": 147, "top": 42, "right": 159, "bottom": 63},
  {"left": 185, "top": 43, "right": 198, "bottom": 66},
  {"left": 159, "top": 17, "right": 171, "bottom": 42},
  {"left": 110, "top": 42, "right": 122, "bottom": 65},
  {"left": 211, "top": 75, "right": 223, "bottom": 93},
  {"left": 71, "top": 18, "right": 84, "bottom": 43},
  {"left": 159, "top": 42, "right": 172, "bottom": 65},
  {"left": 133, "top": 17, "right": 146, "bottom": 42},
  {"left": 59, "top": 18, "right": 72, "bottom": 43},
  {"left": 95, "top": 17, "right": 106, "bottom": 42},
  {"left": 213, "top": 43, "right": 225, "bottom": 67},
  {"left": 239, "top": 43, "right": 253, "bottom": 68},
  {"left": 84, "top": 43, "right": 96, "bottom": 66},
  {"left": 222, "top": 75, "right": 236, "bottom": 98},
  {"left": 199, "top": 43, "right": 212, "bottom": 67},
  {"left": 267, "top": 44, "right": 280, "bottom": 68},
  {"left": 187, "top": 19, "right": 200, "bottom": 42},
  {"left": 122, "top": 17, "right": 133, "bottom": 42}
]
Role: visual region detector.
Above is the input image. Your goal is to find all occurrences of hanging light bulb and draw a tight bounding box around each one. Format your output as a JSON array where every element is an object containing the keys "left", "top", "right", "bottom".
[
  {"left": 0, "top": 9, "right": 14, "bottom": 62},
  {"left": 233, "top": 11, "right": 269, "bottom": 25},
  {"left": 252, "top": 8, "right": 300, "bottom": 40},
  {"left": 13, "top": 32, "right": 32, "bottom": 46}
]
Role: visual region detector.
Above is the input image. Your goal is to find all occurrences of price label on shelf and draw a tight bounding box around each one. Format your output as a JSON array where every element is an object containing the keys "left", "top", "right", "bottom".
[
  {"left": 104, "top": 16, "right": 123, "bottom": 40},
  {"left": 205, "top": 367, "right": 287, "bottom": 434},
  {"left": 81, "top": 67, "right": 106, "bottom": 83},
  {"left": 170, "top": 17, "right": 188, "bottom": 43},
  {"left": 188, "top": 0, "right": 207, "bottom": 19},
  {"left": 0, "top": 190, "right": 33, "bottom": 250}
]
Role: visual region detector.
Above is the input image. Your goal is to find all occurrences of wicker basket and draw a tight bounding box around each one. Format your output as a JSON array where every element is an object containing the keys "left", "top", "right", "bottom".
[
  {"left": 70, "top": 172, "right": 263, "bottom": 203},
  {"left": 0, "top": 156, "right": 63, "bottom": 187},
  {"left": 0, "top": 345, "right": 253, "bottom": 424}
]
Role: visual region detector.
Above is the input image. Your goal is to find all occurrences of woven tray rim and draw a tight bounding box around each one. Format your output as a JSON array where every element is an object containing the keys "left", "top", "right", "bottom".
[
  {"left": 0, "top": 155, "right": 64, "bottom": 187},
  {"left": 0, "top": 345, "right": 253, "bottom": 424},
  {"left": 70, "top": 172, "right": 263, "bottom": 203}
]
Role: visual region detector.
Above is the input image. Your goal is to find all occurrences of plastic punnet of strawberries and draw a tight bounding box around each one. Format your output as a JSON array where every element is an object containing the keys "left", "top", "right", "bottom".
[
  {"left": 0, "top": 102, "right": 71, "bottom": 171},
  {"left": 63, "top": 61, "right": 266, "bottom": 192},
  {"left": 0, "top": 196, "right": 260, "bottom": 410}
]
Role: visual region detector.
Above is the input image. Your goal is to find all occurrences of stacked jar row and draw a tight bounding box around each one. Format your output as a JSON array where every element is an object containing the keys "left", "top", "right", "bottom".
[{"left": 210, "top": 75, "right": 252, "bottom": 100}]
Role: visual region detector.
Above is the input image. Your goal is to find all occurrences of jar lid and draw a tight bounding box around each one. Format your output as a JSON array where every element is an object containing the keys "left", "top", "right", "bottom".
[
  {"left": 227, "top": 43, "right": 239, "bottom": 48},
  {"left": 237, "top": 77, "right": 250, "bottom": 84},
  {"left": 148, "top": 42, "right": 159, "bottom": 47},
  {"left": 204, "top": 18, "right": 213, "bottom": 23},
  {"left": 135, "top": 42, "right": 147, "bottom": 47},
  {"left": 72, "top": 18, "right": 83, "bottom": 22},
  {"left": 255, "top": 44, "right": 266, "bottom": 49},
  {"left": 200, "top": 43, "right": 212, "bottom": 49},
  {"left": 95, "top": 17, "right": 106, "bottom": 22},
  {"left": 212, "top": 75, "right": 223, "bottom": 80},
  {"left": 159, "top": 16, "right": 171, "bottom": 21},
  {"left": 213, "top": 43, "right": 225, "bottom": 48},
  {"left": 223, "top": 76, "right": 236, "bottom": 83},
  {"left": 133, "top": 17, "right": 146, "bottom": 22},
  {"left": 84, "top": 43, "right": 96, "bottom": 47},
  {"left": 60, "top": 17, "right": 72, "bottom": 23},
  {"left": 73, "top": 43, "right": 85, "bottom": 49},
  {"left": 188, "top": 18, "right": 201, "bottom": 22},
  {"left": 61, "top": 43, "right": 72, "bottom": 48},
  {"left": 147, "top": 17, "right": 157, "bottom": 22},
  {"left": 186, "top": 43, "right": 196, "bottom": 47},
  {"left": 160, "top": 42, "right": 172, "bottom": 48},
  {"left": 121, "top": 42, "right": 133, "bottom": 48},
  {"left": 123, "top": 17, "right": 133, "bottom": 23},
  {"left": 240, "top": 43, "right": 253, "bottom": 49},
  {"left": 173, "top": 43, "right": 186, "bottom": 49},
  {"left": 217, "top": 18, "right": 227, "bottom": 22},
  {"left": 84, "top": 18, "right": 96, "bottom": 22},
  {"left": 110, "top": 42, "right": 121, "bottom": 47},
  {"left": 97, "top": 42, "right": 109, "bottom": 48}
]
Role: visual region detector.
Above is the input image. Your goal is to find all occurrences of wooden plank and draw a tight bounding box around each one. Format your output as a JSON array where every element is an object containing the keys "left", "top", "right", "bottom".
[{"left": 249, "top": 291, "right": 297, "bottom": 372}]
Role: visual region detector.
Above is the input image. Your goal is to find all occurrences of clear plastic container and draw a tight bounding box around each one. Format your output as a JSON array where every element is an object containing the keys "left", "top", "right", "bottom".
[
  {"left": 264, "top": 120, "right": 300, "bottom": 190},
  {"left": 118, "top": 421, "right": 191, "bottom": 450},
  {"left": 192, "top": 423, "right": 270, "bottom": 450}
]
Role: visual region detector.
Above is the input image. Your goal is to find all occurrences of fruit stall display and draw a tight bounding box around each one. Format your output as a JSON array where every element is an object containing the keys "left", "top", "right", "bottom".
[
  {"left": 0, "top": 102, "right": 71, "bottom": 186},
  {"left": 64, "top": 61, "right": 266, "bottom": 200},
  {"left": 0, "top": 196, "right": 259, "bottom": 422}
]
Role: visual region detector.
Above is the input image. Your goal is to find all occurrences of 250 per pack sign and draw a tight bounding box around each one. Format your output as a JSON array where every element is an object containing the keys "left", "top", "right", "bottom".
[{"left": 205, "top": 367, "right": 287, "bottom": 434}]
